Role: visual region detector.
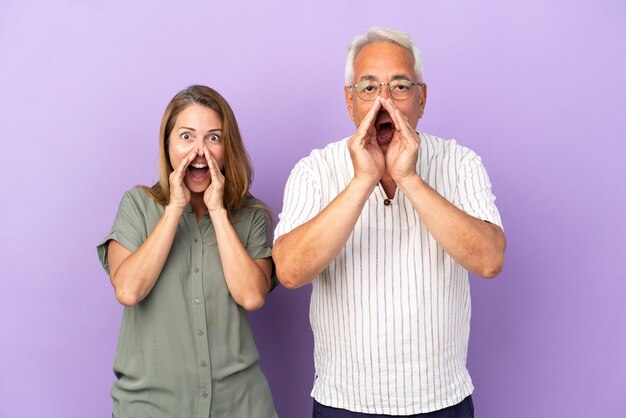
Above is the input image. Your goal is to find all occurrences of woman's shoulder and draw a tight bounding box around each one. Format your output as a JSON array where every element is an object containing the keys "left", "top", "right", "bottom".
[
  {"left": 234, "top": 195, "right": 271, "bottom": 221},
  {"left": 121, "top": 186, "right": 152, "bottom": 205},
  {"left": 117, "top": 187, "right": 162, "bottom": 215},
  {"left": 242, "top": 195, "right": 265, "bottom": 207}
]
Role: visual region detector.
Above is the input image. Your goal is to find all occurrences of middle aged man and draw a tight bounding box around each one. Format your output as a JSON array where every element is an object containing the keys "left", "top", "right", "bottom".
[{"left": 273, "top": 28, "right": 506, "bottom": 418}]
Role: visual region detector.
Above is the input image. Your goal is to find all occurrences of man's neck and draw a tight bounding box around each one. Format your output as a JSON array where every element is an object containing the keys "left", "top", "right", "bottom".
[{"left": 380, "top": 171, "right": 397, "bottom": 199}]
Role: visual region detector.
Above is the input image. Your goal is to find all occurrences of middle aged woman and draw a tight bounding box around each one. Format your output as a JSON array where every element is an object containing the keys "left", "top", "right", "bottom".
[{"left": 97, "top": 85, "right": 277, "bottom": 417}]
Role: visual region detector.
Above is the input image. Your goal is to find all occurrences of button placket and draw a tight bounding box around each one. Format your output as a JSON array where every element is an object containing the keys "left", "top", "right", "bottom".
[{"left": 186, "top": 214, "right": 212, "bottom": 413}]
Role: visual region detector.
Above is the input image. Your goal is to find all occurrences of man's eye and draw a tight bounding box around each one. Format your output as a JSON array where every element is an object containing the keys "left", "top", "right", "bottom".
[
  {"left": 393, "top": 81, "right": 413, "bottom": 91},
  {"left": 181, "top": 133, "right": 191, "bottom": 140}
]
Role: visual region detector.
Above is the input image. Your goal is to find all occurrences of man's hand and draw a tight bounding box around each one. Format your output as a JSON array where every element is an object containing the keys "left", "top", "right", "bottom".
[
  {"left": 382, "top": 98, "right": 421, "bottom": 185},
  {"left": 347, "top": 97, "right": 385, "bottom": 186}
]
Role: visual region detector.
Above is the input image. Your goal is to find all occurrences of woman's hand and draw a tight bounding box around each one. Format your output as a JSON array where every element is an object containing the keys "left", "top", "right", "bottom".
[
  {"left": 203, "top": 145, "right": 225, "bottom": 212},
  {"left": 168, "top": 148, "right": 198, "bottom": 210}
]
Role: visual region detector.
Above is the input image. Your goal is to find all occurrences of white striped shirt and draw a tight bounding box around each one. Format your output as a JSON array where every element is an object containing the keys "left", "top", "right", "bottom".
[{"left": 274, "top": 133, "right": 503, "bottom": 415}]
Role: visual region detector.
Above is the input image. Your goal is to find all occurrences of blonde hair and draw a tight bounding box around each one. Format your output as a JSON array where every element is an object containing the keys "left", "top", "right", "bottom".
[{"left": 140, "top": 85, "right": 261, "bottom": 215}]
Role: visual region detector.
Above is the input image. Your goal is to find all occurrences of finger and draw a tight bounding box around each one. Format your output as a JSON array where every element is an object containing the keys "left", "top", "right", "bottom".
[
  {"left": 367, "top": 136, "right": 383, "bottom": 153},
  {"left": 380, "top": 98, "right": 399, "bottom": 123},
  {"left": 173, "top": 149, "right": 197, "bottom": 184},
  {"left": 380, "top": 97, "right": 399, "bottom": 117},
  {"left": 393, "top": 108, "right": 412, "bottom": 134},
  {"left": 357, "top": 97, "right": 382, "bottom": 136},
  {"left": 171, "top": 150, "right": 194, "bottom": 189},
  {"left": 205, "top": 147, "right": 216, "bottom": 175},
  {"left": 179, "top": 148, "right": 198, "bottom": 174},
  {"left": 205, "top": 147, "right": 222, "bottom": 183},
  {"left": 383, "top": 100, "right": 403, "bottom": 134},
  {"left": 394, "top": 108, "right": 420, "bottom": 146}
]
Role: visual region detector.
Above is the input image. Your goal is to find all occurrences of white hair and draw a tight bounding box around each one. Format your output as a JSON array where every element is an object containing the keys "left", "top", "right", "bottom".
[{"left": 344, "top": 27, "right": 424, "bottom": 85}]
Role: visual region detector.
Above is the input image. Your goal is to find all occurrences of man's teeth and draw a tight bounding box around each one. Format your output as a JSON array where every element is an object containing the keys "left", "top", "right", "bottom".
[{"left": 191, "top": 163, "right": 208, "bottom": 168}]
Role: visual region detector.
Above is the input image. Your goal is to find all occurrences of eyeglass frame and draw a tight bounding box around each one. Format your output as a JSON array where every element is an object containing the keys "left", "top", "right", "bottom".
[{"left": 347, "top": 78, "right": 425, "bottom": 101}]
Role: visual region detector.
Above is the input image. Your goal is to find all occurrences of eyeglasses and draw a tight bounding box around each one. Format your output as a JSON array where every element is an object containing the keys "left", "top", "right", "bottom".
[{"left": 348, "top": 79, "right": 423, "bottom": 101}]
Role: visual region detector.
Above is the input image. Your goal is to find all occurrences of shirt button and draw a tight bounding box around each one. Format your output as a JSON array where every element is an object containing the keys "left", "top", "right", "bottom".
[
  {"left": 194, "top": 267, "right": 199, "bottom": 273},
  {"left": 202, "top": 391, "right": 209, "bottom": 398},
  {"left": 197, "top": 330, "right": 204, "bottom": 336},
  {"left": 194, "top": 238, "right": 198, "bottom": 243},
  {"left": 194, "top": 299, "right": 200, "bottom": 305},
  {"left": 201, "top": 361, "right": 207, "bottom": 367}
]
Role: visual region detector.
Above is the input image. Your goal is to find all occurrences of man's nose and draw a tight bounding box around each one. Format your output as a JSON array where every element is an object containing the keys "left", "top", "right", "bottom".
[{"left": 379, "top": 83, "right": 393, "bottom": 100}]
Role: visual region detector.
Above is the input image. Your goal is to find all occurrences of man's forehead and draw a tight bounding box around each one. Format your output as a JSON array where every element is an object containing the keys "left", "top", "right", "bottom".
[
  {"left": 357, "top": 74, "right": 412, "bottom": 82},
  {"left": 352, "top": 42, "right": 416, "bottom": 80}
]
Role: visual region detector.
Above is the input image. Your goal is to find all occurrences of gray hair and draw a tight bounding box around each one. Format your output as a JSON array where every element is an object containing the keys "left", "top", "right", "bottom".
[{"left": 344, "top": 27, "right": 424, "bottom": 85}]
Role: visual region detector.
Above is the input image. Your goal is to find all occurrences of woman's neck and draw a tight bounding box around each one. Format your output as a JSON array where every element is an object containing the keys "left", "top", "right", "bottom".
[{"left": 190, "top": 193, "right": 208, "bottom": 220}]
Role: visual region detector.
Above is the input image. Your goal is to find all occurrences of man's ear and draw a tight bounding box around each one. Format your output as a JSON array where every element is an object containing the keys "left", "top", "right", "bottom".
[
  {"left": 344, "top": 86, "right": 355, "bottom": 122},
  {"left": 418, "top": 83, "right": 428, "bottom": 118}
]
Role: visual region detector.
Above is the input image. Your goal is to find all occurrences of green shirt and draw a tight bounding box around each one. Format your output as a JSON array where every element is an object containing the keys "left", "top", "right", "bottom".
[{"left": 97, "top": 188, "right": 277, "bottom": 418}]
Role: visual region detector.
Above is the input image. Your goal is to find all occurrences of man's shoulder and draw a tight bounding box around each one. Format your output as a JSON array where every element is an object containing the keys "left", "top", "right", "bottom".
[
  {"left": 420, "top": 132, "right": 476, "bottom": 159},
  {"left": 293, "top": 137, "right": 350, "bottom": 171}
]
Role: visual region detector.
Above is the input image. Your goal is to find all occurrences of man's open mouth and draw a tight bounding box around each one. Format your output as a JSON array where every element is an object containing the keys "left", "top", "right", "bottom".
[{"left": 375, "top": 111, "right": 395, "bottom": 145}]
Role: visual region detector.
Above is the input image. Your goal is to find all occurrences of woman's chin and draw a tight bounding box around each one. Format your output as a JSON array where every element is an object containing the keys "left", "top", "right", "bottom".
[{"left": 185, "top": 181, "right": 210, "bottom": 195}]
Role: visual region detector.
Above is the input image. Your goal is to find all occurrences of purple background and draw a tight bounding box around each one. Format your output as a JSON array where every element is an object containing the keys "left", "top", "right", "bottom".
[{"left": 1, "top": 1, "right": 625, "bottom": 417}]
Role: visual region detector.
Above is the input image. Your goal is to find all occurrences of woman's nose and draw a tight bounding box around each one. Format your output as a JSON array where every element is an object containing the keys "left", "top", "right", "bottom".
[{"left": 195, "top": 141, "right": 205, "bottom": 156}]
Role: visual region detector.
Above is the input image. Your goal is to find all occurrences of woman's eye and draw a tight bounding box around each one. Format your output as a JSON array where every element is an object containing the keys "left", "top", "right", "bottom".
[
  {"left": 209, "top": 134, "right": 221, "bottom": 142},
  {"left": 181, "top": 133, "right": 191, "bottom": 140}
]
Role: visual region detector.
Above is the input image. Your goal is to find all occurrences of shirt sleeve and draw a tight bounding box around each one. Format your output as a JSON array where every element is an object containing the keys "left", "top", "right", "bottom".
[
  {"left": 246, "top": 207, "right": 279, "bottom": 290},
  {"left": 273, "top": 160, "right": 323, "bottom": 242},
  {"left": 246, "top": 207, "right": 273, "bottom": 260},
  {"left": 454, "top": 151, "right": 503, "bottom": 229},
  {"left": 96, "top": 190, "right": 146, "bottom": 275}
]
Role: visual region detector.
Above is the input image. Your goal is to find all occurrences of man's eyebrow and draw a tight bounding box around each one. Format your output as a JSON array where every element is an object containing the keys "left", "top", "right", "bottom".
[{"left": 358, "top": 74, "right": 377, "bottom": 82}]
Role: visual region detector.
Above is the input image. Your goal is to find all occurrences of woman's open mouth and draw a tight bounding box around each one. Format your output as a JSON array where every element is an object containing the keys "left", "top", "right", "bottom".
[{"left": 188, "top": 163, "right": 209, "bottom": 181}]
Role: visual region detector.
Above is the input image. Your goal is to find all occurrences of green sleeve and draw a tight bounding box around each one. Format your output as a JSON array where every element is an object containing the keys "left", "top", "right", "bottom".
[
  {"left": 246, "top": 207, "right": 278, "bottom": 290},
  {"left": 96, "top": 190, "right": 146, "bottom": 275}
]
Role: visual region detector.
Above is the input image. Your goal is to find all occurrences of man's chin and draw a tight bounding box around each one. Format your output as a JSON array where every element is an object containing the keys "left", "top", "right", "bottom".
[
  {"left": 377, "top": 137, "right": 393, "bottom": 147},
  {"left": 378, "top": 142, "right": 390, "bottom": 154},
  {"left": 376, "top": 131, "right": 394, "bottom": 151}
]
